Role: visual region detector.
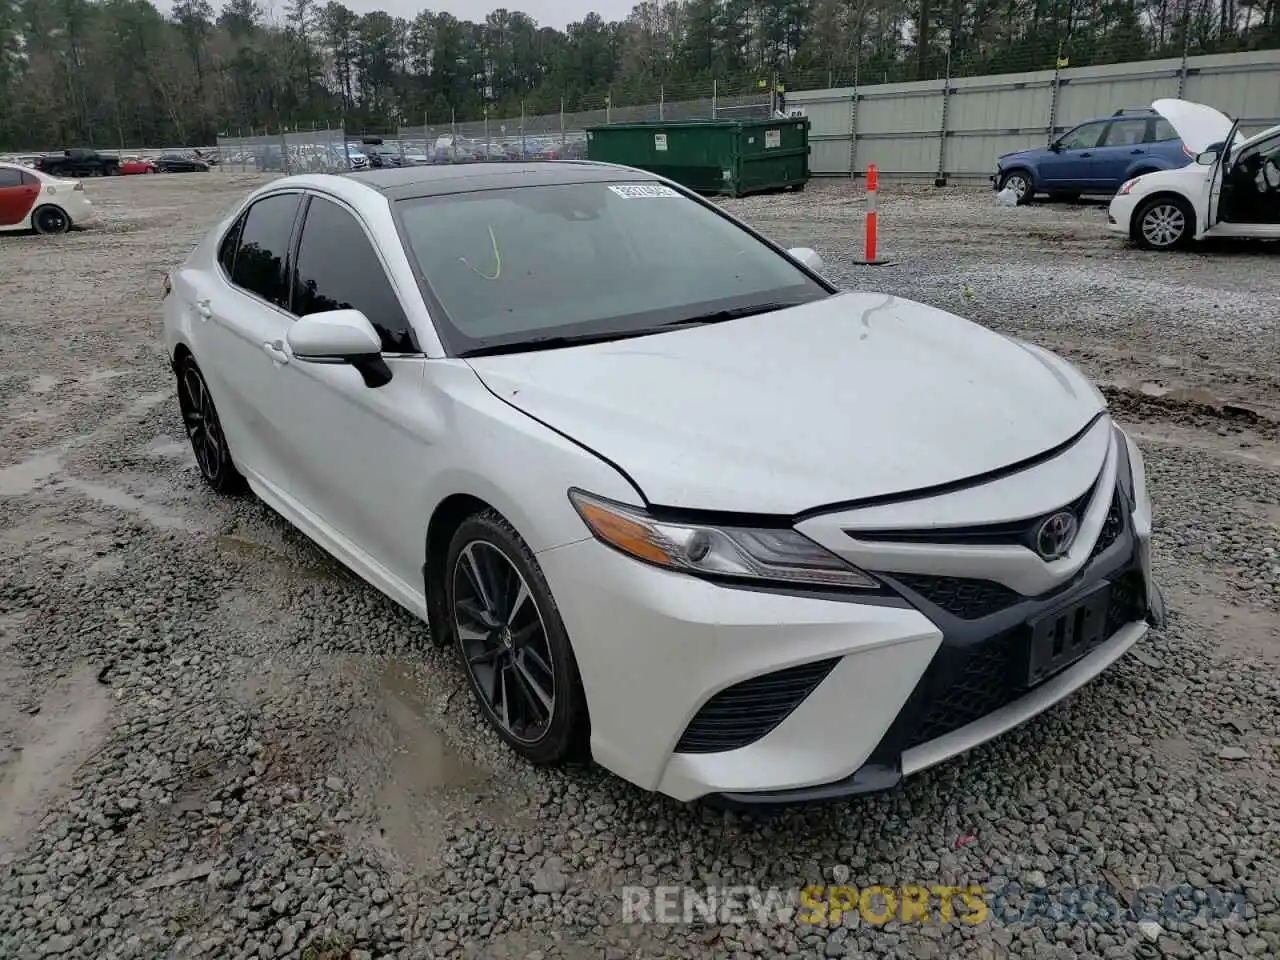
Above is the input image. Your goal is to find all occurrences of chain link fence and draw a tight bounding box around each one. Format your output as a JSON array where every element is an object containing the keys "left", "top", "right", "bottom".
[
  {"left": 215, "top": 127, "right": 351, "bottom": 174},
  {"left": 387, "top": 88, "right": 774, "bottom": 167}
]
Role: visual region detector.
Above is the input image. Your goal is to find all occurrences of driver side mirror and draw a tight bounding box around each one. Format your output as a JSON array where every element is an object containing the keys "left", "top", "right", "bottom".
[
  {"left": 1195, "top": 149, "right": 1219, "bottom": 165},
  {"left": 287, "top": 308, "right": 392, "bottom": 389},
  {"left": 788, "top": 247, "right": 824, "bottom": 272},
  {"left": 1049, "top": 141, "right": 1063, "bottom": 153}
]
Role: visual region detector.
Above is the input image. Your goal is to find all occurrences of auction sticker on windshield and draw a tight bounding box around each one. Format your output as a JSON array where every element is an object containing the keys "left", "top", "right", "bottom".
[{"left": 609, "top": 184, "right": 680, "bottom": 199}]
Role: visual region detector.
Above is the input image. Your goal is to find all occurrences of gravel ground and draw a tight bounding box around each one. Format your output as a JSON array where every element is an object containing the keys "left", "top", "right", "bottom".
[{"left": 0, "top": 174, "right": 1276, "bottom": 960}]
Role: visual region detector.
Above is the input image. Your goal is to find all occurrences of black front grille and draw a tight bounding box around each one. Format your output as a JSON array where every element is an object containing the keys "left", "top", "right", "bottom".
[
  {"left": 902, "top": 628, "right": 1023, "bottom": 749},
  {"left": 891, "top": 573, "right": 1023, "bottom": 620},
  {"left": 674, "top": 658, "right": 840, "bottom": 754},
  {"left": 894, "top": 570, "right": 1150, "bottom": 752},
  {"left": 850, "top": 480, "right": 1098, "bottom": 550}
]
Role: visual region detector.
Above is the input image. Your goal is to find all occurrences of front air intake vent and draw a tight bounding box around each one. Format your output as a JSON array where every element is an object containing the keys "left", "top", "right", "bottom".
[{"left": 674, "top": 658, "right": 841, "bottom": 754}]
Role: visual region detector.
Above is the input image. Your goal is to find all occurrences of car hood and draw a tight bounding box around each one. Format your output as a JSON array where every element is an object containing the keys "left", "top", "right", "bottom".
[
  {"left": 465, "top": 293, "right": 1106, "bottom": 515},
  {"left": 1151, "top": 98, "right": 1245, "bottom": 153},
  {"left": 997, "top": 147, "right": 1044, "bottom": 163}
]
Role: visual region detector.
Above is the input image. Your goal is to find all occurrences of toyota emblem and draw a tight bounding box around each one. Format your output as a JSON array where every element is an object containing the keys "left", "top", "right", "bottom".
[{"left": 1034, "top": 511, "right": 1079, "bottom": 560}]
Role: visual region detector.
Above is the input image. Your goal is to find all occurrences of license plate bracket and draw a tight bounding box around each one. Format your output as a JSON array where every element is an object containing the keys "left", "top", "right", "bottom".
[{"left": 1025, "top": 583, "right": 1111, "bottom": 687}]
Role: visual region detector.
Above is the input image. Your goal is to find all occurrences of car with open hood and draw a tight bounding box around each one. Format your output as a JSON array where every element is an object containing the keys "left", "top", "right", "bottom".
[
  {"left": 1108, "top": 98, "right": 1280, "bottom": 250},
  {"left": 162, "top": 161, "right": 1165, "bottom": 804}
]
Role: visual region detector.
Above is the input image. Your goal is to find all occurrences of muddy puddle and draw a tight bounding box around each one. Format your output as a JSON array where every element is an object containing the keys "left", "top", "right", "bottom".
[
  {"left": 341, "top": 657, "right": 509, "bottom": 880},
  {"left": 0, "top": 660, "right": 113, "bottom": 863}
]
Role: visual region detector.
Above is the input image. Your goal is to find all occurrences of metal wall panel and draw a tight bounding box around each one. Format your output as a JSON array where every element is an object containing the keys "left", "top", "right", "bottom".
[{"left": 786, "top": 49, "right": 1280, "bottom": 181}]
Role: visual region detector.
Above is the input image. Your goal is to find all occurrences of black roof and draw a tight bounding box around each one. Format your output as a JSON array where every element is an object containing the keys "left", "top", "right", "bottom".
[{"left": 344, "top": 161, "right": 658, "bottom": 200}]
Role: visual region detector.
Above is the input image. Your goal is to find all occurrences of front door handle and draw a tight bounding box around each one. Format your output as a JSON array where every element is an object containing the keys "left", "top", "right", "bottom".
[
  {"left": 1080, "top": 152, "right": 1092, "bottom": 158},
  {"left": 1129, "top": 148, "right": 1146, "bottom": 155},
  {"left": 262, "top": 340, "right": 290, "bottom": 365}
]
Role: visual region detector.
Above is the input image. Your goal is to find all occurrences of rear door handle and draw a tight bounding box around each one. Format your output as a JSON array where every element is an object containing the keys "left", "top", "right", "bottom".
[
  {"left": 1080, "top": 152, "right": 1092, "bottom": 158},
  {"left": 196, "top": 299, "right": 212, "bottom": 321},
  {"left": 1129, "top": 148, "right": 1146, "bottom": 155},
  {"left": 262, "top": 340, "right": 290, "bottom": 365}
]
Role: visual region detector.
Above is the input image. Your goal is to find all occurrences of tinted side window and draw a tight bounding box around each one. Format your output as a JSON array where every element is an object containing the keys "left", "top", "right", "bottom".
[
  {"left": 0, "top": 168, "right": 24, "bottom": 187},
  {"left": 1059, "top": 123, "right": 1104, "bottom": 151},
  {"left": 1101, "top": 119, "right": 1147, "bottom": 147},
  {"left": 21, "top": 171, "right": 39, "bottom": 185},
  {"left": 1150, "top": 118, "right": 1179, "bottom": 143},
  {"left": 218, "top": 215, "right": 244, "bottom": 275},
  {"left": 230, "top": 193, "right": 301, "bottom": 306},
  {"left": 292, "top": 196, "right": 414, "bottom": 353}
]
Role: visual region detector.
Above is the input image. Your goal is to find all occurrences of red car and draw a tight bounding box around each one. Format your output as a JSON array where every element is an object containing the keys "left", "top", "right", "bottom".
[{"left": 119, "top": 158, "right": 156, "bottom": 175}]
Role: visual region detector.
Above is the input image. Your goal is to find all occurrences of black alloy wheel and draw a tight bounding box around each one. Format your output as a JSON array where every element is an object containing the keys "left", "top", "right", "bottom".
[
  {"left": 176, "top": 356, "right": 244, "bottom": 493},
  {"left": 446, "top": 511, "right": 588, "bottom": 764},
  {"left": 32, "top": 205, "right": 70, "bottom": 235}
]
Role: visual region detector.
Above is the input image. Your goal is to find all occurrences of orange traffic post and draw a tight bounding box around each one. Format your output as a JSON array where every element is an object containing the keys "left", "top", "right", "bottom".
[{"left": 854, "top": 164, "right": 890, "bottom": 266}]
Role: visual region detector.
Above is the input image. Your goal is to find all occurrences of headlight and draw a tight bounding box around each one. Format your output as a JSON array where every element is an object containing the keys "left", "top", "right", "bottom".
[
  {"left": 1118, "top": 178, "right": 1138, "bottom": 196},
  {"left": 568, "top": 489, "right": 878, "bottom": 590}
]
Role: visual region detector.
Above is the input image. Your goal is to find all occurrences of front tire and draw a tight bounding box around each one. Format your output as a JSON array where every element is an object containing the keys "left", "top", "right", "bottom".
[
  {"left": 1132, "top": 195, "right": 1194, "bottom": 251},
  {"left": 175, "top": 355, "right": 245, "bottom": 494},
  {"left": 32, "top": 205, "right": 71, "bottom": 235},
  {"left": 446, "top": 510, "right": 589, "bottom": 766},
  {"left": 999, "top": 169, "right": 1034, "bottom": 205}
]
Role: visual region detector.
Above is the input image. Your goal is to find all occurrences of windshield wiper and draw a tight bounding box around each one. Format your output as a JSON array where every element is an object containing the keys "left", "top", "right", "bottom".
[
  {"left": 458, "top": 328, "right": 659, "bottom": 358},
  {"left": 659, "top": 300, "right": 810, "bottom": 328}
]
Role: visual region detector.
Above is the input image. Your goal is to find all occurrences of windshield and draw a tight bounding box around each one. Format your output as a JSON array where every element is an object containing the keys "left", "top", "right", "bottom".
[{"left": 395, "top": 181, "right": 830, "bottom": 355}]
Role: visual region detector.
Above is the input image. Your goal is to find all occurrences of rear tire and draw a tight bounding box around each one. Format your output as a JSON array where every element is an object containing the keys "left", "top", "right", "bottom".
[
  {"left": 1132, "top": 195, "right": 1194, "bottom": 251},
  {"left": 175, "top": 355, "right": 245, "bottom": 494},
  {"left": 32, "top": 205, "right": 71, "bottom": 235}
]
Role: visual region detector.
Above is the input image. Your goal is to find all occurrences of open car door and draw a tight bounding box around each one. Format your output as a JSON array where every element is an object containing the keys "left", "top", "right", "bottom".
[{"left": 1205, "top": 118, "right": 1240, "bottom": 232}]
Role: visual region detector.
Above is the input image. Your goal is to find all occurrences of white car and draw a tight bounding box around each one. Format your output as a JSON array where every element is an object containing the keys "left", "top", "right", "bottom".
[
  {"left": 0, "top": 161, "right": 95, "bottom": 234},
  {"left": 163, "top": 163, "right": 1165, "bottom": 804},
  {"left": 1108, "top": 98, "right": 1280, "bottom": 250}
]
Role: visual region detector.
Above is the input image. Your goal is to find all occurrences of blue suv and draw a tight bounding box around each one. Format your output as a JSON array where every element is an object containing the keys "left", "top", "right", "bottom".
[{"left": 993, "top": 109, "right": 1193, "bottom": 205}]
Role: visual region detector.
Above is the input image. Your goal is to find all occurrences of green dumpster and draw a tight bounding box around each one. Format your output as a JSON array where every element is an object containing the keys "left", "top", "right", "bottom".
[{"left": 584, "top": 118, "right": 810, "bottom": 198}]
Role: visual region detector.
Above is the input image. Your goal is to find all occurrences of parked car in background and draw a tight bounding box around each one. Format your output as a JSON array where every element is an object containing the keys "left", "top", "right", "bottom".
[
  {"left": 993, "top": 108, "right": 1194, "bottom": 204},
  {"left": 34, "top": 148, "right": 120, "bottom": 178},
  {"left": 345, "top": 145, "right": 369, "bottom": 170},
  {"left": 1108, "top": 98, "right": 1280, "bottom": 250},
  {"left": 119, "top": 157, "right": 157, "bottom": 175},
  {"left": 162, "top": 161, "right": 1164, "bottom": 805},
  {"left": 154, "top": 154, "right": 211, "bottom": 173},
  {"left": 0, "top": 160, "right": 95, "bottom": 234}
]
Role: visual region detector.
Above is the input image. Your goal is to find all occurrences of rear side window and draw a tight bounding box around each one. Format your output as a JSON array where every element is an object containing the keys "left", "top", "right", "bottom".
[
  {"left": 292, "top": 195, "right": 414, "bottom": 352},
  {"left": 1101, "top": 119, "right": 1147, "bottom": 147},
  {"left": 229, "top": 193, "right": 301, "bottom": 306},
  {"left": 20, "top": 171, "right": 39, "bottom": 185},
  {"left": 1150, "top": 118, "right": 1179, "bottom": 143},
  {"left": 218, "top": 216, "right": 244, "bottom": 275}
]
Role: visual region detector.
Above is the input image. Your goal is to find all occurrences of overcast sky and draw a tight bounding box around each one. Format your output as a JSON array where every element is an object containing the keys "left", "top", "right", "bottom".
[{"left": 248, "top": 0, "right": 632, "bottom": 30}]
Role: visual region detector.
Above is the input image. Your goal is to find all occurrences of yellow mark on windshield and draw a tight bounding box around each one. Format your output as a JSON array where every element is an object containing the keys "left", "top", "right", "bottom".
[{"left": 460, "top": 225, "right": 502, "bottom": 281}]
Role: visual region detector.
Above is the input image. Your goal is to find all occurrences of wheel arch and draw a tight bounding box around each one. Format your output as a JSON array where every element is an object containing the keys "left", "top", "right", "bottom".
[
  {"left": 423, "top": 492, "right": 494, "bottom": 648},
  {"left": 1130, "top": 189, "right": 1197, "bottom": 240}
]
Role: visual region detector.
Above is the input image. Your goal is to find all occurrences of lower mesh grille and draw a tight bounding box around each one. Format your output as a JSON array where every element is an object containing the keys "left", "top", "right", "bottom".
[
  {"left": 675, "top": 658, "right": 841, "bottom": 754},
  {"left": 892, "top": 573, "right": 1023, "bottom": 620},
  {"left": 900, "top": 572, "right": 1150, "bottom": 751}
]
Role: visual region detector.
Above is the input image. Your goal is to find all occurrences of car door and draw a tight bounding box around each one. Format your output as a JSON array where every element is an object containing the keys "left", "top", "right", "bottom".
[
  {"left": 1039, "top": 121, "right": 1106, "bottom": 189},
  {"left": 259, "top": 192, "right": 432, "bottom": 589},
  {"left": 1092, "top": 118, "right": 1150, "bottom": 192},
  {"left": 0, "top": 167, "right": 39, "bottom": 226},
  {"left": 1215, "top": 130, "right": 1280, "bottom": 228},
  {"left": 1206, "top": 119, "right": 1241, "bottom": 231},
  {"left": 192, "top": 191, "right": 305, "bottom": 487}
]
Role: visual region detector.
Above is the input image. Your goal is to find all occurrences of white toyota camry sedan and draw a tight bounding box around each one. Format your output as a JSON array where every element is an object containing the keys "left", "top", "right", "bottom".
[{"left": 163, "top": 162, "right": 1165, "bottom": 804}]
